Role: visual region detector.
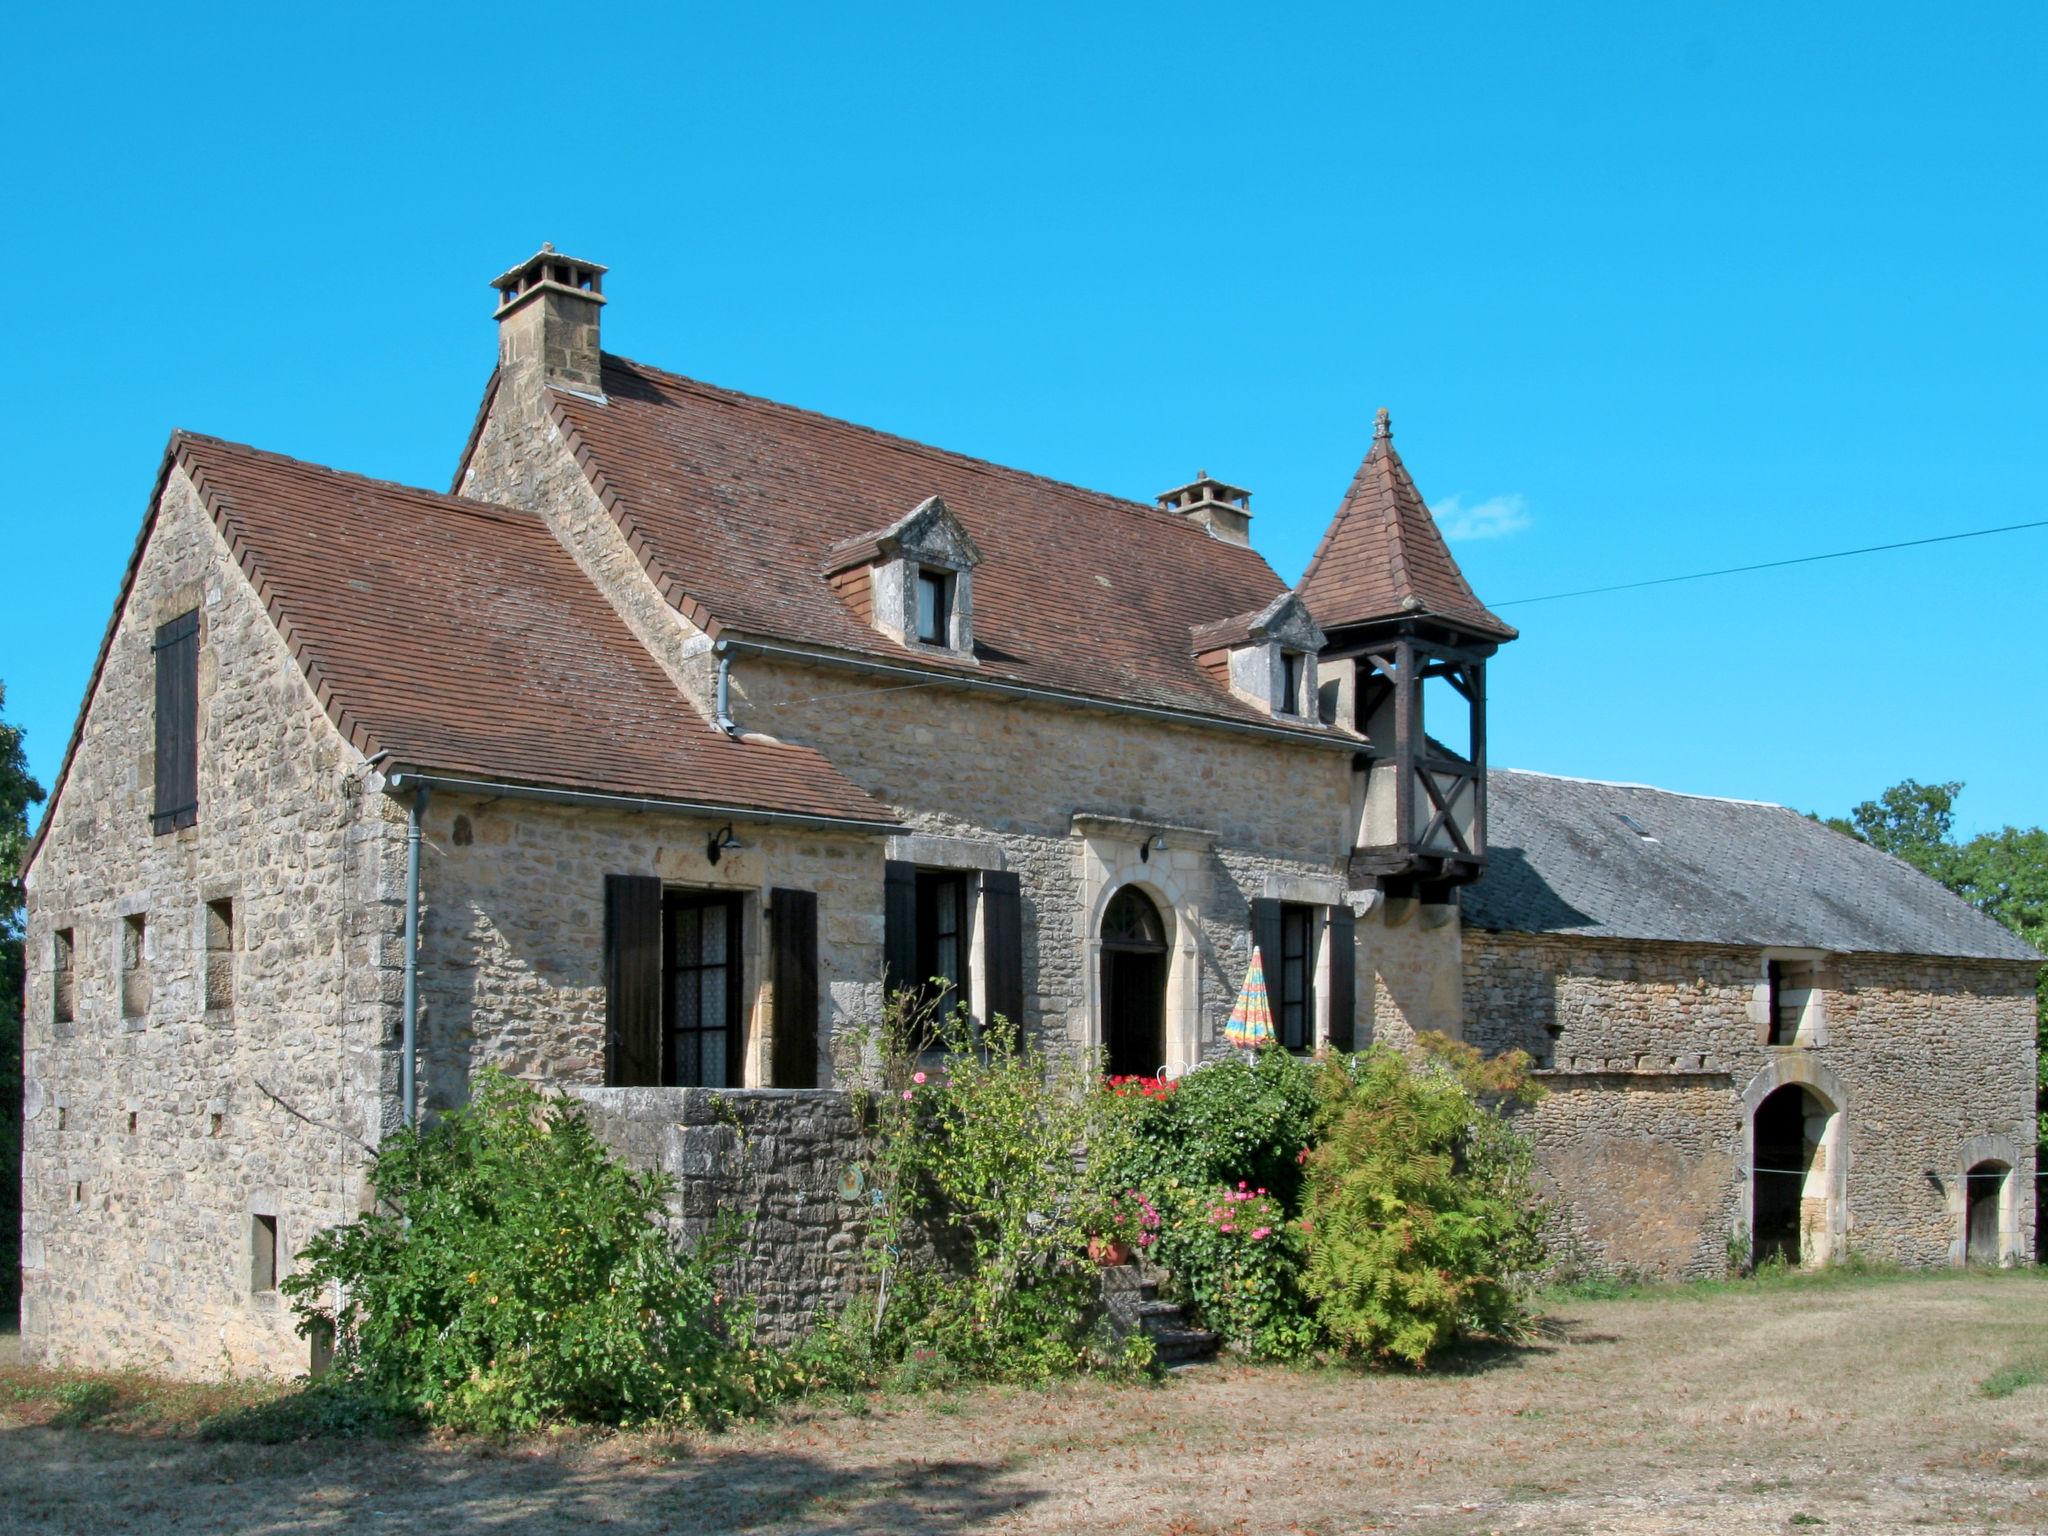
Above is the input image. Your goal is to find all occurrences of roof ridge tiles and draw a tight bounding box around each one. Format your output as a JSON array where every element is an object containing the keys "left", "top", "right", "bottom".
[{"left": 1492, "top": 766, "right": 1791, "bottom": 810}]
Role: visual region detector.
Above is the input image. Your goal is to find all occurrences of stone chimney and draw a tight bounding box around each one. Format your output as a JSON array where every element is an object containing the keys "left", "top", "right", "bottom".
[
  {"left": 491, "top": 244, "right": 607, "bottom": 399},
  {"left": 1155, "top": 469, "right": 1253, "bottom": 546}
]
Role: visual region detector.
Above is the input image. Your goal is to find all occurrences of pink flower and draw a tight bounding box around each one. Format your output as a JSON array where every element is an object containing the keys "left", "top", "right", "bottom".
[
  {"left": 1251, "top": 1227, "right": 1271, "bottom": 1240},
  {"left": 901, "top": 1089, "right": 913, "bottom": 1100},
  {"left": 912, "top": 1071, "right": 927, "bottom": 1085},
  {"left": 1238, "top": 1180, "right": 1248, "bottom": 1190}
]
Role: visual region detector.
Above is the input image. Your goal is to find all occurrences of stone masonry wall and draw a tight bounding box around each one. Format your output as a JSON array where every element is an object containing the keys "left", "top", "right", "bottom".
[
  {"left": 569, "top": 1087, "right": 869, "bottom": 1343},
  {"left": 412, "top": 793, "right": 885, "bottom": 1100},
  {"left": 1464, "top": 931, "right": 2039, "bottom": 1279},
  {"left": 19, "top": 467, "right": 400, "bottom": 1375}
]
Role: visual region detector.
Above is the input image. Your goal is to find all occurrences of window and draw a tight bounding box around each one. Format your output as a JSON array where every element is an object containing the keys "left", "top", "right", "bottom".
[
  {"left": 205, "top": 899, "right": 235, "bottom": 1012},
  {"left": 914, "top": 870, "right": 971, "bottom": 1029},
  {"left": 52, "top": 928, "right": 75, "bottom": 1024},
  {"left": 915, "top": 568, "right": 954, "bottom": 646},
  {"left": 1277, "top": 904, "right": 1316, "bottom": 1052},
  {"left": 1279, "top": 650, "right": 1306, "bottom": 715},
  {"left": 152, "top": 609, "right": 200, "bottom": 834},
  {"left": 251, "top": 1213, "right": 278, "bottom": 1293},
  {"left": 120, "top": 913, "right": 149, "bottom": 1020},
  {"left": 664, "top": 892, "right": 743, "bottom": 1088},
  {"left": 1765, "top": 959, "right": 1813, "bottom": 1045}
]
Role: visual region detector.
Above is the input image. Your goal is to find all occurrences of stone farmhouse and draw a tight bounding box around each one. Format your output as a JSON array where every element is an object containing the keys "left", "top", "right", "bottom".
[{"left": 17, "top": 247, "right": 2039, "bottom": 1374}]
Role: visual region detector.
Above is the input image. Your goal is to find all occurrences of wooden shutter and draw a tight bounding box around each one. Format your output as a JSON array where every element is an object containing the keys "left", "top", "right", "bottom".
[
  {"left": 769, "top": 888, "right": 819, "bottom": 1088},
  {"left": 1326, "top": 902, "right": 1357, "bottom": 1052},
  {"left": 1250, "top": 898, "right": 1282, "bottom": 984},
  {"left": 152, "top": 610, "right": 200, "bottom": 834},
  {"left": 883, "top": 860, "right": 917, "bottom": 1001},
  {"left": 979, "top": 869, "right": 1024, "bottom": 1034},
  {"left": 604, "top": 874, "right": 663, "bottom": 1086}
]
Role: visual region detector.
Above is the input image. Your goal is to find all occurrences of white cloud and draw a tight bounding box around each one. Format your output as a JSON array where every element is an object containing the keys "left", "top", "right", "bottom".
[{"left": 1431, "top": 492, "right": 1531, "bottom": 542}]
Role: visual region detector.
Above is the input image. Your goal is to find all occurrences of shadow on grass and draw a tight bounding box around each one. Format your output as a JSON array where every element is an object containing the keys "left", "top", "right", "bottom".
[{"left": 0, "top": 1418, "right": 1045, "bottom": 1535}]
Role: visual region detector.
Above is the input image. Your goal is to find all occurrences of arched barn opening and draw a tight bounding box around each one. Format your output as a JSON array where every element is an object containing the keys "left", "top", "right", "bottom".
[
  {"left": 1752, "top": 1084, "right": 1837, "bottom": 1268},
  {"left": 1966, "top": 1161, "right": 2011, "bottom": 1264}
]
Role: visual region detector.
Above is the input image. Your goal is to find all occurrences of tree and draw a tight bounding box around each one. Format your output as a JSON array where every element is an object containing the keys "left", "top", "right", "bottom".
[
  {"left": 1, "top": 680, "right": 48, "bottom": 1317},
  {"left": 1823, "top": 780, "right": 2047, "bottom": 1156}
]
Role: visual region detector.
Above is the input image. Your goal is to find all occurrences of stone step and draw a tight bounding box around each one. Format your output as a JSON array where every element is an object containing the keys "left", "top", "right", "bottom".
[{"left": 1148, "top": 1325, "right": 1222, "bottom": 1366}]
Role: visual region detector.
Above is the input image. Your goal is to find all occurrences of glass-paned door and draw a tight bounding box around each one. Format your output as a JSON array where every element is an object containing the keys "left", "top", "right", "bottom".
[{"left": 665, "top": 892, "right": 743, "bottom": 1087}]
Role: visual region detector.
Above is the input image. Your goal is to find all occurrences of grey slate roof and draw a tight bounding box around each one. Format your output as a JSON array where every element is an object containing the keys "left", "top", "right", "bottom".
[{"left": 1463, "top": 769, "right": 2042, "bottom": 963}]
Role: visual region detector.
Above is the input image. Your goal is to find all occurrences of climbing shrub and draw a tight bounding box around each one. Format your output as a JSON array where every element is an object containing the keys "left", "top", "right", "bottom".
[
  {"left": 1163, "top": 1181, "right": 1318, "bottom": 1360},
  {"left": 283, "top": 1071, "right": 784, "bottom": 1432},
  {"left": 1300, "top": 1036, "right": 1548, "bottom": 1364}
]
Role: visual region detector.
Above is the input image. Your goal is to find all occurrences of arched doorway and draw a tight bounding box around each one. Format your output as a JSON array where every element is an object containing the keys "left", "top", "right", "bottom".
[
  {"left": 1966, "top": 1161, "right": 2011, "bottom": 1264},
  {"left": 1100, "top": 886, "right": 1168, "bottom": 1077},
  {"left": 1751, "top": 1084, "right": 1836, "bottom": 1267}
]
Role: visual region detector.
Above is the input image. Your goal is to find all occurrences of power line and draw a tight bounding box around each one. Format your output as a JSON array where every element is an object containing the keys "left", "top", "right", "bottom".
[{"left": 1491, "top": 517, "right": 2048, "bottom": 609}]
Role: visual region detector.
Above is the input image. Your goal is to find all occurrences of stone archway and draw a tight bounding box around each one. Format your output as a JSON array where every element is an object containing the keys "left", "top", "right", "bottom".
[
  {"left": 1741, "top": 1059, "right": 1848, "bottom": 1269},
  {"left": 1953, "top": 1134, "right": 2027, "bottom": 1266},
  {"left": 1099, "top": 886, "right": 1169, "bottom": 1076}
]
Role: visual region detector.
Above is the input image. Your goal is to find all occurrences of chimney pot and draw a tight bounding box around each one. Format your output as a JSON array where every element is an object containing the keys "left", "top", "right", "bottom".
[
  {"left": 1155, "top": 469, "right": 1254, "bottom": 546},
  {"left": 491, "top": 244, "right": 608, "bottom": 400}
]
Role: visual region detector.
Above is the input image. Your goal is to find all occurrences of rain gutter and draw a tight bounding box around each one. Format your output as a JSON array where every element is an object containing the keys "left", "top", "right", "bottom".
[{"left": 382, "top": 770, "right": 902, "bottom": 835}]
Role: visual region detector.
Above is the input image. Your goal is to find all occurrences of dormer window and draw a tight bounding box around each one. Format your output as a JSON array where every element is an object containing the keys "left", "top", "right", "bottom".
[
  {"left": 823, "top": 493, "right": 982, "bottom": 659},
  {"left": 1279, "top": 650, "right": 1306, "bottom": 716},
  {"left": 916, "top": 568, "right": 955, "bottom": 647}
]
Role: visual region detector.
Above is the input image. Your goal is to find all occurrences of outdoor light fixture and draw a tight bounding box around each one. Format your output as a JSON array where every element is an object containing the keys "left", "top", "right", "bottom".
[{"left": 706, "top": 824, "right": 745, "bottom": 865}]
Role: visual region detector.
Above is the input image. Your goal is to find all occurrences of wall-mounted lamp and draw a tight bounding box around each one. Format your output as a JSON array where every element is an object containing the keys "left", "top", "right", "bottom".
[{"left": 706, "top": 824, "right": 745, "bottom": 865}]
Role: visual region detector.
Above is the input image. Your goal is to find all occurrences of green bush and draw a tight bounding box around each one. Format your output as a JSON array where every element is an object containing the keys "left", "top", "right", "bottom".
[
  {"left": 282, "top": 1070, "right": 784, "bottom": 1432},
  {"left": 1163, "top": 1181, "right": 1318, "bottom": 1359},
  {"left": 1300, "top": 1037, "right": 1547, "bottom": 1364},
  {"left": 1107, "top": 1050, "right": 1321, "bottom": 1211},
  {"left": 829, "top": 994, "right": 1146, "bottom": 1385}
]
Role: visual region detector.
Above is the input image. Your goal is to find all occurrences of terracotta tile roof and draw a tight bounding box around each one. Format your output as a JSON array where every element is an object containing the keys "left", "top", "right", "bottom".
[
  {"left": 174, "top": 433, "right": 896, "bottom": 824},
  {"left": 539, "top": 356, "right": 1336, "bottom": 734},
  {"left": 1297, "top": 413, "right": 1516, "bottom": 640}
]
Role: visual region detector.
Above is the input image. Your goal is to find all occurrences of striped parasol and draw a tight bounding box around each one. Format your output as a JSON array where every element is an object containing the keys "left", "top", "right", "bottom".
[{"left": 1224, "top": 946, "right": 1276, "bottom": 1051}]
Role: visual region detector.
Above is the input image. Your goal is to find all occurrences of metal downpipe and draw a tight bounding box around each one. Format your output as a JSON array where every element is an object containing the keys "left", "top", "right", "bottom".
[
  {"left": 714, "top": 642, "right": 738, "bottom": 737},
  {"left": 401, "top": 785, "right": 429, "bottom": 1129}
]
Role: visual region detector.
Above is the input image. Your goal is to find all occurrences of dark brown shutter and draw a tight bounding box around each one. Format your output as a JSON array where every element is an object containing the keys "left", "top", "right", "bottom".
[
  {"left": 152, "top": 610, "right": 200, "bottom": 835},
  {"left": 979, "top": 869, "right": 1024, "bottom": 1034},
  {"left": 604, "top": 874, "right": 663, "bottom": 1086},
  {"left": 883, "top": 860, "right": 917, "bottom": 1001},
  {"left": 1250, "top": 898, "right": 1283, "bottom": 986},
  {"left": 769, "top": 887, "right": 819, "bottom": 1088},
  {"left": 1326, "top": 902, "right": 1357, "bottom": 1052}
]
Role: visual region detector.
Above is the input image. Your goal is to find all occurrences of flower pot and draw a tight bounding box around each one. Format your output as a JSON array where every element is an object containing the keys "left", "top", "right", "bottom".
[{"left": 1088, "top": 1237, "right": 1133, "bottom": 1267}]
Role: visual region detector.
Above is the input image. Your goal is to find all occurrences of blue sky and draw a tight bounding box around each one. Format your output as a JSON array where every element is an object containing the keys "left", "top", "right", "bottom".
[{"left": 3, "top": 3, "right": 2043, "bottom": 836}]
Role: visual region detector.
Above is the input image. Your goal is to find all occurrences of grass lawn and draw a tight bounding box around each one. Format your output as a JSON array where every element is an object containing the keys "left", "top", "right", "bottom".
[{"left": 3, "top": 1267, "right": 2045, "bottom": 1533}]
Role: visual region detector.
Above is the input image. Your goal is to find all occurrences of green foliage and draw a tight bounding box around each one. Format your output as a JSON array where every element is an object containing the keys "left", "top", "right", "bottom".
[
  {"left": 197, "top": 1374, "right": 415, "bottom": 1442},
  {"left": 47, "top": 1378, "right": 117, "bottom": 1428},
  {"left": 281, "top": 1070, "right": 782, "bottom": 1432},
  {"left": 829, "top": 992, "right": 1146, "bottom": 1386},
  {"left": 1978, "top": 1355, "right": 2048, "bottom": 1400},
  {"left": 1822, "top": 778, "right": 2047, "bottom": 1155},
  {"left": 1300, "top": 1039, "right": 1548, "bottom": 1365},
  {"left": 0, "top": 679, "right": 46, "bottom": 1320},
  {"left": 1165, "top": 1181, "right": 1317, "bottom": 1359}
]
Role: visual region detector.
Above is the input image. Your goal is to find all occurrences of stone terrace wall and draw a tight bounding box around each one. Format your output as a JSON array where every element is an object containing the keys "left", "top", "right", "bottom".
[
  {"left": 19, "top": 468, "right": 400, "bottom": 1375},
  {"left": 1465, "top": 931, "right": 2039, "bottom": 1279},
  {"left": 569, "top": 1087, "right": 868, "bottom": 1342}
]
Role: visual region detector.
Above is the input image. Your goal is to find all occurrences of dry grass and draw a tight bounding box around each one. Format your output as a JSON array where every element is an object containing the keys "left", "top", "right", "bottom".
[{"left": 4, "top": 1268, "right": 2047, "bottom": 1533}]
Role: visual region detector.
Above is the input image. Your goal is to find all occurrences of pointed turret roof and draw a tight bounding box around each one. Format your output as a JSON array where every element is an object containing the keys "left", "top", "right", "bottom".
[{"left": 1298, "top": 410, "right": 1517, "bottom": 641}]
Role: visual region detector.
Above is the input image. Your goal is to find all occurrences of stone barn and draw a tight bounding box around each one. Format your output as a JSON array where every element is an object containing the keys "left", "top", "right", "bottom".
[{"left": 16, "top": 246, "right": 2039, "bottom": 1374}]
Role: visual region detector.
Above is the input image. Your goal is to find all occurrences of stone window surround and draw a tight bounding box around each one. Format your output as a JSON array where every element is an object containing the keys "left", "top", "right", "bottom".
[
  {"left": 1262, "top": 873, "right": 1347, "bottom": 1052},
  {"left": 1071, "top": 814, "right": 1213, "bottom": 1078},
  {"left": 115, "top": 892, "right": 152, "bottom": 1030},
  {"left": 887, "top": 833, "right": 1007, "bottom": 1036},
  {"left": 1751, "top": 948, "right": 1831, "bottom": 1048},
  {"left": 1218, "top": 594, "right": 1326, "bottom": 720},
  {"left": 1738, "top": 1054, "right": 1849, "bottom": 1268},
  {"left": 659, "top": 874, "right": 769, "bottom": 1090},
  {"left": 200, "top": 883, "right": 239, "bottom": 1020},
  {"left": 1947, "top": 1132, "right": 2032, "bottom": 1267},
  {"left": 874, "top": 554, "right": 975, "bottom": 657}
]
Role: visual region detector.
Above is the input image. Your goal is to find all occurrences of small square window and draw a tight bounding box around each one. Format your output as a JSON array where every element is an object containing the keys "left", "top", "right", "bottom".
[{"left": 915, "top": 569, "right": 954, "bottom": 646}]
